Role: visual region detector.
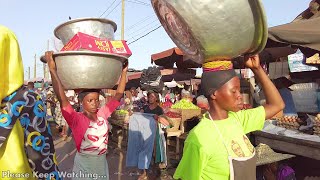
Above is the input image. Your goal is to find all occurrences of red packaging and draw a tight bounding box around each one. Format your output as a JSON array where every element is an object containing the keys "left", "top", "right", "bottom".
[{"left": 61, "top": 32, "right": 132, "bottom": 58}]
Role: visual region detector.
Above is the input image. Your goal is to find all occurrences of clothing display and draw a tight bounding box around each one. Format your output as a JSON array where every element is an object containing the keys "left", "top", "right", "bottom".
[
  {"left": 155, "top": 123, "right": 167, "bottom": 166},
  {"left": 126, "top": 113, "right": 157, "bottom": 169}
]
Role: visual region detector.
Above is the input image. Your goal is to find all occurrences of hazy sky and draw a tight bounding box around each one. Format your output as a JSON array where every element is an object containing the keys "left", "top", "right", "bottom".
[{"left": 0, "top": 0, "right": 311, "bottom": 79}]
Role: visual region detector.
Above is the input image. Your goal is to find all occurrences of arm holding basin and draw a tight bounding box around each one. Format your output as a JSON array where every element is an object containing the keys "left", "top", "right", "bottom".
[
  {"left": 113, "top": 61, "right": 128, "bottom": 101},
  {"left": 45, "top": 51, "right": 71, "bottom": 109}
]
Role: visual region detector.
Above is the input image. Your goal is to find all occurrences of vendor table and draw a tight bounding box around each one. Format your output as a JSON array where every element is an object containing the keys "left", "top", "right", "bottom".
[
  {"left": 252, "top": 131, "right": 320, "bottom": 160},
  {"left": 178, "top": 122, "right": 320, "bottom": 161}
]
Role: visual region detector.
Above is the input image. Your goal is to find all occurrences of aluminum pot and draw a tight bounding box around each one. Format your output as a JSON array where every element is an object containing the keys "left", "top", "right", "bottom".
[
  {"left": 52, "top": 51, "right": 127, "bottom": 89},
  {"left": 151, "top": 0, "right": 268, "bottom": 64},
  {"left": 54, "top": 18, "right": 117, "bottom": 45}
]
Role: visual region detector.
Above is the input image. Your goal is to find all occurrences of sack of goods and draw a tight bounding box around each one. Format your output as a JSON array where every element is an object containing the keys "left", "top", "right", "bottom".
[{"left": 140, "top": 66, "right": 164, "bottom": 93}]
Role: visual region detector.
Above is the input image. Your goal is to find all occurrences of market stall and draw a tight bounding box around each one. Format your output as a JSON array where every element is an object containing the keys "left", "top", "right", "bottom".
[
  {"left": 251, "top": 61, "right": 320, "bottom": 163},
  {"left": 252, "top": 127, "right": 320, "bottom": 160},
  {"left": 266, "top": 2, "right": 320, "bottom": 59},
  {"left": 151, "top": 47, "right": 201, "bottom": 69}
]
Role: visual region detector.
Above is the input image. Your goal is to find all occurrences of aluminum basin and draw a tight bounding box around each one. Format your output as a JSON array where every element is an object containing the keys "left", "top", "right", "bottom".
[
  {"left": 54, "top": 18, "right": 117, "bottom": 45},
  {"left": 151, "top": 0, "right": 268, "bottom": 64},
  {"left": 53, "top": 51, "right": 127, "bottom": 89}
]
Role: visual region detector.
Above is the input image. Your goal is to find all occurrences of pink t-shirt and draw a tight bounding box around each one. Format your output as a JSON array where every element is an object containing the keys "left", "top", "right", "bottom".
[{"left": 61, "top": 99, "right": 120, "bottom": 153}]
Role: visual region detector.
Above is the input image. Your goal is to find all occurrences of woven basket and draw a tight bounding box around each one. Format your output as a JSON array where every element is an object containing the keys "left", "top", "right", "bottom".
[
  {"left": 167, "top": 117, "right": 182, "bottom": 132},
  {"left": 169, "top": 108, "right": 201, "bottom": 121},
  {"left": 181, "top": 109, "right": 201, "bottom": 121}
]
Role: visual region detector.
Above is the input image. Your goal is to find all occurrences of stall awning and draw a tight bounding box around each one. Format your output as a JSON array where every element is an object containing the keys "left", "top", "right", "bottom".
[
  {"left": 151, "top": 47, "right": 183, "bottom": 61},
  {"left": 177, "top": 78, "right": 201, "bottom": 86},
  {"left": 127, "top": 68, "right": 196, "bottom": 81},
  {"left": 115, "top": 68, "right": 196, "bottom": 89},
  {"left": 151, "top": 47, "right": 201, "bottom": 69},
  {"left": 266, "top": 4, "right": 320, "bottom": 58}
]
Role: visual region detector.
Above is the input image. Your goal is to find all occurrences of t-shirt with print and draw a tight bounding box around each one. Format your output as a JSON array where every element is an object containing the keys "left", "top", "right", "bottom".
[
  {"left": 174, "top": 106, "right": 266, "bottom": 180},
  {"left": 62, "top": 99, "right": 120, "bottom": 154}
]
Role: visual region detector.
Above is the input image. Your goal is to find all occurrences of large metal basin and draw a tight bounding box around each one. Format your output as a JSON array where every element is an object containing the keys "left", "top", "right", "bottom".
[
  {"left": 53, "top": 51, "right": 127, "bottom": 89},
  {"left": 54, "top": 18, "right": 117, "bottom": 45},
  {"left": 151, "top": 0, "right": 268, "bottom": 64}
]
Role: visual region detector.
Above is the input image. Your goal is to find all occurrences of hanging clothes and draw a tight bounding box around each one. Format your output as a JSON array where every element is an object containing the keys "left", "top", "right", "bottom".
[
  {"left": 155, "top": 123, "right": 168, "bottom": 166},
  {"left": 126, "top": 113, "right": 157, "bottom": 169}
]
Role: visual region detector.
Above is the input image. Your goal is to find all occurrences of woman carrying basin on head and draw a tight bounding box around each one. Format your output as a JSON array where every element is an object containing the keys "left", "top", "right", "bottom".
[
  {"left": 174, "top": 55, "right": 285, "bottom": 180},
  {"left": 45, "top": 51, "right": 128, "bottom": 179}
]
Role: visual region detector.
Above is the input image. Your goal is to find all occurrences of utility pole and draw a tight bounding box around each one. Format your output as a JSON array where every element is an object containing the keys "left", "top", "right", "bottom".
[
  {"left": 28, "top": 67, "right": 31, "bottom": 79},
  {"left": 43, "top": 62, "right": 46, "bottom": 79},
  {"left": 34, "top": 54, "right": 36, "bottom": 78},
  {"left": 121, "top": 0, "right": 125, "bottom": 40},
  {"left": 119, "top": 2, "right": 125, "bottom": 176},
  {"left": 43, "top": 39, "right": 50, "bottom": 79}
]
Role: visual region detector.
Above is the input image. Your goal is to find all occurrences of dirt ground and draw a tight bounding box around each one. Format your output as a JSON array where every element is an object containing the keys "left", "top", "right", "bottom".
[
  {"left": 53, "top": 124, "right": 320, "bottom": 180},
  {"left": 54, "top": 133, "right": 177, "bottom": 180}
]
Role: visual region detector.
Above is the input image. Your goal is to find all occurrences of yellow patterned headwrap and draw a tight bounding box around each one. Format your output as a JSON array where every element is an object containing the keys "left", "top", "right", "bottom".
[
  {"left": 202, "top": 60, "right": 233, "bottom": 72},
  {"left": 0, "top": 25, "right": 24, "bottom": 104}
]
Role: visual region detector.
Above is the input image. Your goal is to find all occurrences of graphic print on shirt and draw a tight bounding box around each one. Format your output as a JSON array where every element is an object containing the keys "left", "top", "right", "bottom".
[
  {"left": 231, "top": 140, "right": 245, "bottom": 157},
  {"left": 243, "top": 135, "right": 254, "bottom": 153},
  {"left": 80, "top": 117, "right": 109, "bottom": 155}
]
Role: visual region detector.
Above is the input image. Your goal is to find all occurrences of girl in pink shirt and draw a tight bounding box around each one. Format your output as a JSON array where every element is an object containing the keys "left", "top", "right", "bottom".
[{"left": 45, "top": 51, "right": 128, "bottom": 179}]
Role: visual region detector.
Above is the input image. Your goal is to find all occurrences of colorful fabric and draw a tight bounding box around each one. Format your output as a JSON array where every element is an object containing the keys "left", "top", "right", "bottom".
[
  {"left": 0, "top": 87, "right": 60, "bottom": 180},
  {"left": 174, "top": 106, "right": 266, "bottom": 180},
  {"left": 0, "top": 25, "right": 24, "bottom": 104},
  {"left": 61, "top": 99, "right": 120, "bottom": 152}
]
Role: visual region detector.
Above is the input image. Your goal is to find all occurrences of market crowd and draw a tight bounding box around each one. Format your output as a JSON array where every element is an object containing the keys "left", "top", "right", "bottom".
[{"left": 1, "top": 13, "right": 305, "bottom": 179}]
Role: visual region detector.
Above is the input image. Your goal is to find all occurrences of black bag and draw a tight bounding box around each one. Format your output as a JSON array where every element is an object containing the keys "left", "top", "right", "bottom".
[{"left": 140, "top": 66, "right": 164, "bottom": 93}]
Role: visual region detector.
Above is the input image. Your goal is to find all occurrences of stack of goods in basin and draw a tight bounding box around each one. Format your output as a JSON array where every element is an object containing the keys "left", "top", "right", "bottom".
[{"left": 42, "top": 18, "right": 132, "bottom": 90}]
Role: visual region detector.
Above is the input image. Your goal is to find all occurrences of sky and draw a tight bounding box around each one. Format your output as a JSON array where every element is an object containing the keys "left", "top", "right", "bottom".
[{"left": 0, "top": 0, "right": 311, "bottom": 80}]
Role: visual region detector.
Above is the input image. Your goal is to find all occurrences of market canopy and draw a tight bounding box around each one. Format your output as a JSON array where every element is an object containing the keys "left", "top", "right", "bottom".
[
  {"left": 266, "top": 2, "right": 320, "bottom": 58},
  {"left": 126, "top": 68, "right": 196, "bottom": 82},
  {"left": 151, "top": 47, "right": 201, "bottom": 69},
  {"left": 114, "top": 67, "right": 197, "bottom": 89}
]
